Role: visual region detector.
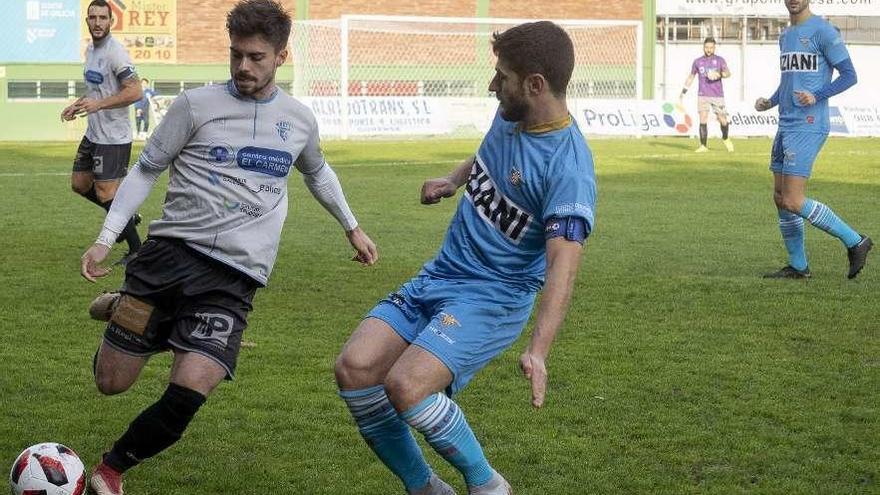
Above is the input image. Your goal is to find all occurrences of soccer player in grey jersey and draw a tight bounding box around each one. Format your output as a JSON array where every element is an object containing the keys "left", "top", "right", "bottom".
[
  {"left": 78, "top": 1, "right": 378, "bottom": 494},
  {"left": 62, "top": 0, "right": 143, "bottom": 262}
]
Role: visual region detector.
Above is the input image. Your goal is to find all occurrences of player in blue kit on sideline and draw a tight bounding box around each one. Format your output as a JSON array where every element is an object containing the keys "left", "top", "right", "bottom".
[
  {"left": 335, "top": 21, "right": 596, "bottom": 495},
  {"left": 756, "top": 0, "right": 871, "bottom": 279}
]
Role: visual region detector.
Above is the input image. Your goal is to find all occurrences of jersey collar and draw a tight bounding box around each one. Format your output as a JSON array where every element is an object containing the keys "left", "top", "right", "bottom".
[
  {"left": 226, "top": 79, "right": 280, "bottom": 103},
  {"left": 519, "top": 114, "right": 572, "bottom": 134}
]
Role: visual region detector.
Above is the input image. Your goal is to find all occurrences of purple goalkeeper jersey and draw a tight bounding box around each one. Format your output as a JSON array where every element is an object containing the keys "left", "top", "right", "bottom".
[{"left": 691, "top": 55, "right": 728, "bottom": 97}]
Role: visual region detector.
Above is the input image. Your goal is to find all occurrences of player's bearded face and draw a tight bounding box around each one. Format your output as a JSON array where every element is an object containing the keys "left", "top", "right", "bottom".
[
  {"left": 703, "top": 43, "right": 715, "bottom": 57},
  {"left": 86, "top": 6, "right": 112, "bottom": 41},
  {"left": 230, "top": 35, "right": 288, "bottom": 99},
  {"left": 490, "top": 63, "right": 530, "bottom": 122}
]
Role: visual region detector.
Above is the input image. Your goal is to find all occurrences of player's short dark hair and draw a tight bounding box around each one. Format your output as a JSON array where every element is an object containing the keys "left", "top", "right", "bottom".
[
  {"left": 226, "top": 0, "right": 292, "bottom": 53},
  {"left": 491, "top": 21, "right": 574, "bottom": 97},
  {"left": 704, "top": 37, "right": 716, "bottom": 45},
  {"left": 87, "top": 0, "right": 112, "bottom": 16}
]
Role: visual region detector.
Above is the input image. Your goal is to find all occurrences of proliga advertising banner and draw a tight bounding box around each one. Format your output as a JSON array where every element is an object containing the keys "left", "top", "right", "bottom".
[
  {"left": 0, "top": 0, "right": 79, "bottom": 62},
  {"left": 573, "top": 99, "right": 880, "bottom": 137},
  {"left": 301, "top": 97, "right": 450, "bottom": 136},
  {"left": 153, "top": 95, "right": 880, "bottom": 138},
  {"left": 575, "top": 99, "right": 696, "bottom": 137},
  {"left": 657, "top": 0, "right": 880, "bottom": 17},
  {"left": 573, "top": 99, "right": 782, "bottom": 137},
  {"left": 80, "top": 0, "right": 177, "bottom": 64}
]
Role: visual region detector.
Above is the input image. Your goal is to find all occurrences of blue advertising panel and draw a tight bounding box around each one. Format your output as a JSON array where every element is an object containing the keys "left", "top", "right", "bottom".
[{"left": 0, "top": 0, "right": 79, "bottom": 62}]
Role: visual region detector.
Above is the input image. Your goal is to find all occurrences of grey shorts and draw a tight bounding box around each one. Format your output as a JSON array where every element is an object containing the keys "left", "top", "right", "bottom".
[{"left": 698, "top": 96, "right": 728, "bottom": 118}]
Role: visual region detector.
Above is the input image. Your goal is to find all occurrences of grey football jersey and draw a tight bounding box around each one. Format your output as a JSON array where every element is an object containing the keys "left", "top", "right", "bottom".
[
  {"left": 83, "top": 35, "right": 136, "bottom": 144},
  {"left": 139, "top": 82, "right": 325, "bottom": 285}
]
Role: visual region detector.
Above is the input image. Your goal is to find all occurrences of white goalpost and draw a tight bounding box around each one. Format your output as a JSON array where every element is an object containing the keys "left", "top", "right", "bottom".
[{"left": 290, "top": 15, "right": 643, "bottom": 138}]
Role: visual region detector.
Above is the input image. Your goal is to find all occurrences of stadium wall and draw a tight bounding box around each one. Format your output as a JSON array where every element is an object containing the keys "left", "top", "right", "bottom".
[{"left": 0, "top": 0, "right": 644, "bottom": 141}]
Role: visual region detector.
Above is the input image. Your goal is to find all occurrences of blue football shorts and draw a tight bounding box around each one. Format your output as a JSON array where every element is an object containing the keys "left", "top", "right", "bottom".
[
  {"left": 367, "top": 275, "right": 537, "bottom": 395},
  {"left": 769, "top": 130, "right": 828, "bottom": 178}
]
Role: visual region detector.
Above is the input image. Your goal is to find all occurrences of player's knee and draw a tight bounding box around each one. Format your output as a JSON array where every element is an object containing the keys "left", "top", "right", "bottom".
[
  {"left": 334, "top": 351, "right": 376, "bottom": 388},
  {"left": 778, "top": 194, "right": 802, "bottom": 213},
  {"left": 71, "top": 181, "right": 91, "bottom": 195},
  {"left": 773, "top": 190, "right": 786, "bottom": 209},
  {"left": 94, "top": 370, "right": 131, "bottom": 396},
  {"left": 383, "top": 372, "right": 424, "bottom": 411}
]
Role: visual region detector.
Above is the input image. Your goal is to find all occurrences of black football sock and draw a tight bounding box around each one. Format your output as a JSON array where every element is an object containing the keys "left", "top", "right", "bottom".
[
  {"left": 721, "top": 124, "right": 729, "bottom": 140},
  {"left": 80, "top": 185, "right": 103, "bottom": 207},
  {"left": 699, "top": 124, "right": 708, "bottom": 146},
  {"left": 104, "top": 383, "right": 206, "bottom": 473}
]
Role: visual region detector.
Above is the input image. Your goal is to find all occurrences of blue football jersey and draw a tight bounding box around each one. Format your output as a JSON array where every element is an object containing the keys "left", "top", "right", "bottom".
[
  {"left": 777, "top": 15, "right": 850, "bottom": 133},
  {"left": 421, "top": 110, "right": 597, "bottom": 291}
]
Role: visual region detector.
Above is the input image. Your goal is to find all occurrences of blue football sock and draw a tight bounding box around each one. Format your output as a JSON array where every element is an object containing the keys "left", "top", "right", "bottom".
[
  {"left": 778, "top": 209, "right": 808, "bottom": 271},
  {"left": 799, "top": 198, "right": 861, "bottom": 248},
  {"left": 402, "top": 393, "right": 493, "bottom": 488},
  {"left": 340, "top": 386, "right": 432, "bottom": 492}
]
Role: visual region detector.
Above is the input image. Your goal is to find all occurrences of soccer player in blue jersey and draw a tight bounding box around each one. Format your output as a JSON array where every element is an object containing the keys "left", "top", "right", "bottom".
[
  {"left": 755, "top": 0, "right": 871, "bottom": 279},
  {"left": 335, "top": 21, "right": 596, "bottom": 495}
]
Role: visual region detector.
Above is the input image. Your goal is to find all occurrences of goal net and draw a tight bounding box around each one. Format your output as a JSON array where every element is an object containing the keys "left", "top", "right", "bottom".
[{"left": 290, "top": 15, "right": 642, "bottom": 138}]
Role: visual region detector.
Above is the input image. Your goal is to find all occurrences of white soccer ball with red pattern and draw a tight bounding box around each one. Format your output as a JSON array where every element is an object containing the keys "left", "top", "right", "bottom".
[{"left": 9, "top": 443, "right": 85, "bottom": 495}]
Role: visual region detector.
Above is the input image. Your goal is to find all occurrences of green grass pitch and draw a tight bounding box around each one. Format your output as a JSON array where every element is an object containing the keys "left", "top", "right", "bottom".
[{"left": 0, "top": 137, "right": 877, "bottom": 494}]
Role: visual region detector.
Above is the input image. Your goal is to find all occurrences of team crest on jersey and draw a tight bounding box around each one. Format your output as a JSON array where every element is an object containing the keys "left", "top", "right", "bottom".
[
  {"left": 276, "top": 121, "right": 292, "bottom": 141},
  {"left": 465, "top": 159, "right": 533, "bottom": 244},
  {"left": 509, "top": 168, "right": 523, "bottom": 187},
  {"left": 799, "top": 37, "right": 810, "bottom": 48}
]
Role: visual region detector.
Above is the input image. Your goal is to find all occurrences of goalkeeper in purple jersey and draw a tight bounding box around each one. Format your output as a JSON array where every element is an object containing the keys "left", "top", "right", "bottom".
[
  {"left": 755, "top": 0, "right": 871, "bottom": 279},
  {"left": 335, "top": 21, "right": 596, "bottom": 495},
  {"left": 680, "top": 37, "right": 734, "bottom": 153}
]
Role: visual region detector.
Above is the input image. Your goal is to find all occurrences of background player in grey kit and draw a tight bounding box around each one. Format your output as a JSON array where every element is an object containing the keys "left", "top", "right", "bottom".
[
  {"left": 62, "top": 0, "right": 143, "bottom": 262},
  {"left": 78, "top": 1, "right": 378, "bottom": 494}
]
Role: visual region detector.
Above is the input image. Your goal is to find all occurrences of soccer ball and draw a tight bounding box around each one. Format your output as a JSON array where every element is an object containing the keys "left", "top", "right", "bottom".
[{"left": 9, "top": 443, "right": 85, "bottom": 495}]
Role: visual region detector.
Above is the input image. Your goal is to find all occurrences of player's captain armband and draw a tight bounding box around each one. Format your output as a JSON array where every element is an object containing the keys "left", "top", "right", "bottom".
[
  {"left": 116, "top": 66, "right": 136, "bottom": 82},
  {"left": 544, "top": 216, "right": 590, "bottom": 244}
]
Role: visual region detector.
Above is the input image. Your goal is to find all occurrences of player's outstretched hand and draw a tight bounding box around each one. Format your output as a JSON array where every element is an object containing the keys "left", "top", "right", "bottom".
[
  {"left": 754, "top": 97, "right": 772, "bottom": 112},
  {"left": 81, "top": 243, "right": 112, "bottom": 282},
  {"left": 421, "top": 177, "right": 457, "bottom": 205},
  {"left": 793, "top": 90, "right": 816, "bottom": 107},
  {"left": 520, "top": 350, "right": 548, "bottom": 408},
  {"left": 346, "top": 226, "right": 378, "bottom": 266}
]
